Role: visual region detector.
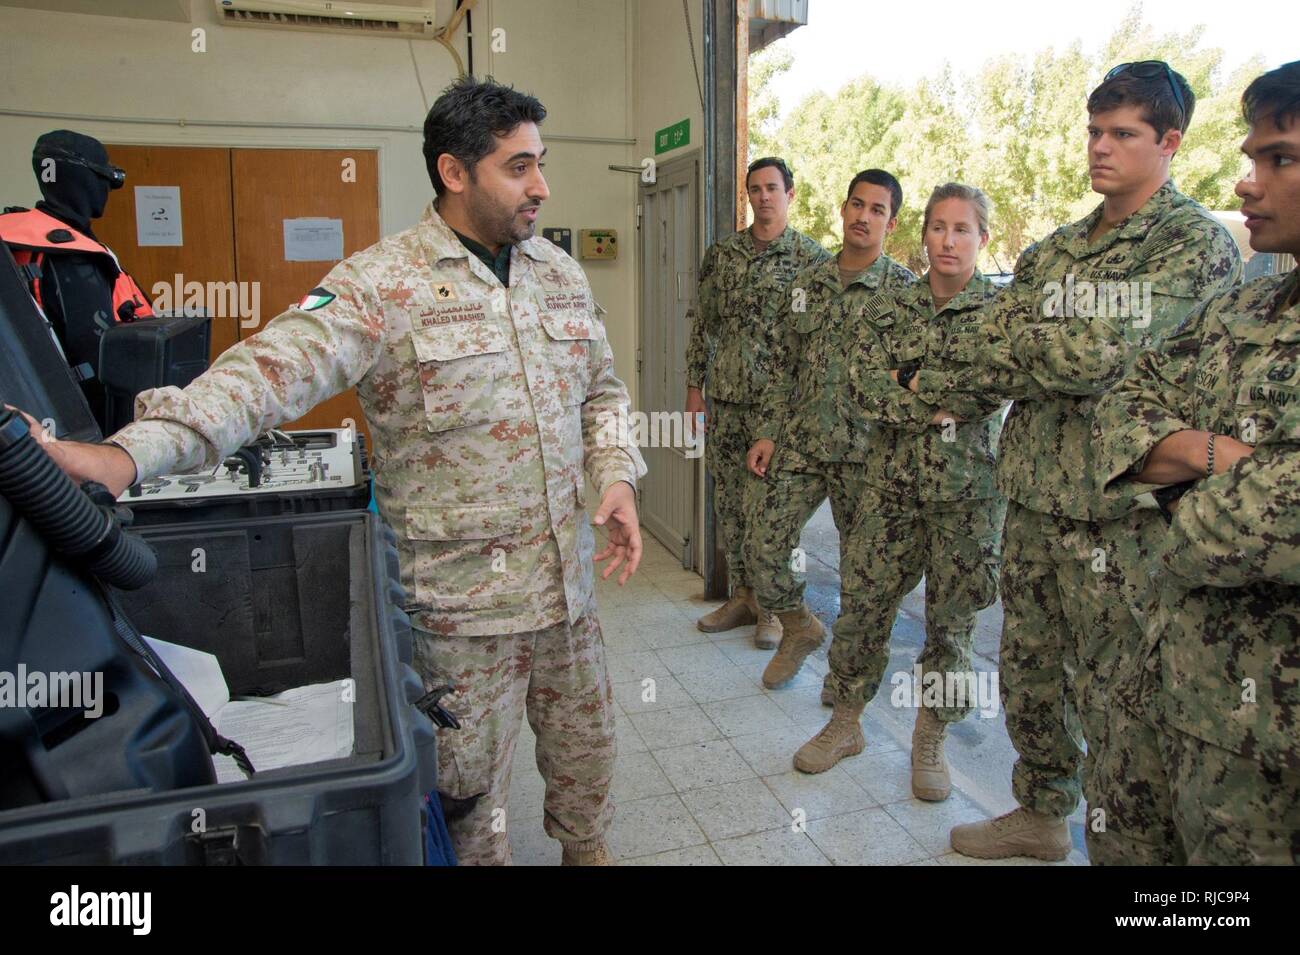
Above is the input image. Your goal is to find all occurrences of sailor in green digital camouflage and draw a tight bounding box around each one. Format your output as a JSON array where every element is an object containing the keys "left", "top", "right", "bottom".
[
  {"left": 686, "top": 157, "right": 828, "bottom": 649},
  {"left": 919, "top": 64, "right": 1243, "bottom": 861},
  {"left": 744, "top": 169, "right": 917, "bottom": 692},
  {"left": 1090, "top": 61, "right": 1300, "bottom": 865},
  {"left": 791, "top": 185, "right": 1009, "bottom": 801}
]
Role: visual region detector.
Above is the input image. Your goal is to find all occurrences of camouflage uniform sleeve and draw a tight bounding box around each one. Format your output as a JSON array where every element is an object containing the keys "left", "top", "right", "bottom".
[
  {"left": 844, "top": 366, "right": 938, "bottom": 433},
  {"left": 685, "top": 243, "right": 721, "bottom": 390},
  {"left": 1162, "top": 440, "right": 1300, "bottom": 588},
  {"left": 753, "top": 281, "right": 798, "bottom": 444},
  {"left": 582, "top": 313, "right": 648, "bottom": 497},
  {"left": 109, "top": 256, "right": 387, "bottom": 482},
  {"left": 928, "top": 221, "right": 1241, "bottom": 403},
  {"left": 1092, "top": 304, "right": 1207, "bottom": 495}
]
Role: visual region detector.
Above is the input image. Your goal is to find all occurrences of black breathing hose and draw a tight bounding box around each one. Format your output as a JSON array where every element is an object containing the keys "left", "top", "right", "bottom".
[{"left": 0, "top": 410, "right": 156, "bottom": 590}]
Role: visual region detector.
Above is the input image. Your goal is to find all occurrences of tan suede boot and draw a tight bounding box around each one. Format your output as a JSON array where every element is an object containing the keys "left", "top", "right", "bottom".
[
  {"left": 697, "top": 585, "right": 758, "bottom": 633},
  {"left": 761, "top": 605, "right": 825, "bottom": 689},
  {"left": 949, "top": 807, "right": 1072, "bottom": 861},
  {"left": 753, "top": 606, "right": 782, "bottom": 650},
  {"left": 793, "top": 703, "right": 865, "bottom": 773},
  {"left": 561, "top": 839, "right": 615, "bottom": 866},
  {"left": 911, "top": 707, "right": 951, "bottom": 802}
]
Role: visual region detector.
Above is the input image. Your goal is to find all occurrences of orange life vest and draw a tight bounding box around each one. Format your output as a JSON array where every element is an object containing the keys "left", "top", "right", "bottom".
[{"left": 0, "top": 207, "right": 153, "bottom": 322}]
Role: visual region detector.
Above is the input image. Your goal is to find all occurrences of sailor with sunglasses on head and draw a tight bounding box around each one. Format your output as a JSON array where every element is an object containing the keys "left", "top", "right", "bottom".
[
  {"left": 1, "top": 131, "right": 153, "bottom": 429},
  {"left": 906, "top": 61, "right": 1243, "bottom": 862}
]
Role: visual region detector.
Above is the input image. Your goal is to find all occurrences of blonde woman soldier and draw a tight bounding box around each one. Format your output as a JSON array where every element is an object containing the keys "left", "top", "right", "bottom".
[{"left": 793, "top": 184, "right": 1009, "bottom": 802}]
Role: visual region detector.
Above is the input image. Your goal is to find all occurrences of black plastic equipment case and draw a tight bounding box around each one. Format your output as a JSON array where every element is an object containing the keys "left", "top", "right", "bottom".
[
  {"left": 99, "top": 313, "right": 212, "bottom": 435},
  {"left": 0, "top": 510, "right": 437, "bottom": 865},
  {"left": 125, "top": 432, "right": 373, "bottom": 528}
]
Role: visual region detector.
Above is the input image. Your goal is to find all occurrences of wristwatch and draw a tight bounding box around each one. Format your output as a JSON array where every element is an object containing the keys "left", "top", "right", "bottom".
[
  {"left": 1153, "top": 480, "right": 1196, "bottom": 523},
  {"left": 897, "top": 363, "right": 920, "bottom": 391}
]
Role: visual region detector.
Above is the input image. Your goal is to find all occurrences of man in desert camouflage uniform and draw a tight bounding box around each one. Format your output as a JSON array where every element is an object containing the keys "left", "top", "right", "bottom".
[
  {"left": 745, "top": 169, "right": 916, "bottom": 691},
  {"left": 23, "top": 78, "right": 646, "bottom": 867},
  {"left": 1091, "top": 61, "right": 1300, "bottom": 865},
  {"left": 920, "top": 64, "right": 1242, "bottom": 861},
  {"left": 686, "top": 157, "right": 828, "bottom": 649},
  {"left": 792, "top": 184, "right": 1009, "bottom": 802}
]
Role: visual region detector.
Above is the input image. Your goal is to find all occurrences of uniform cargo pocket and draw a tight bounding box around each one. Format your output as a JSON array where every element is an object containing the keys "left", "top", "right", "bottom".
[
  {"left": 539, "top": 308, "right": 595, "bottom": 406},
  {"left": 410, "top": 318, "right": 510, "bottom": 431},
  {"left": 404, "top": 501, "right": 529, "bottom": 613}
]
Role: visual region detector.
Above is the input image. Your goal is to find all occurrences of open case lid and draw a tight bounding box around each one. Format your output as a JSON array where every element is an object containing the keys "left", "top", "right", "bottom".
[{"left": 0, "top": 241, "right": 102, "bottom": 443}]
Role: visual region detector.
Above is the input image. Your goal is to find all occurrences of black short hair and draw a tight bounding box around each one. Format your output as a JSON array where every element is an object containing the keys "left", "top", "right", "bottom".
[
  {"left": 1242, "top": 60, "right": 1300, "bottom": 131},
  {"left": 1088, "top": 63, "right": 1195, "bottom": 138},
  {"left": 422, "top": 76, "right": 547, "bottom": 195},
  {"left": 844, "top": 169, "right": 902, "bottom": 219},
  {"left": 747, "top": 157, "right": 794, "bottom": 191}
]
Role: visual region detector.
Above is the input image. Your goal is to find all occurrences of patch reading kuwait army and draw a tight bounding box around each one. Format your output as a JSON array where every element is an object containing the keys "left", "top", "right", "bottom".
[{"left": 298, "top": 287, "right": 336, "bottom": 311}]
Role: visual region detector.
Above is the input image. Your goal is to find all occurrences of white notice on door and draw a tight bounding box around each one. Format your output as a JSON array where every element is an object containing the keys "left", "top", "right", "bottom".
[
  {"left": 134, "top": 185, "right": 183, "bottom": 246},
  {"left": 283, "top": 217, "right": 344, "bottom": 262}
]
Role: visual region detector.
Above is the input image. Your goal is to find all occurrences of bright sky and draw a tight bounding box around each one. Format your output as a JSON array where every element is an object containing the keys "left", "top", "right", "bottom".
[{"left": 770, "top": 0, "right": 1299, "bottom": 120}]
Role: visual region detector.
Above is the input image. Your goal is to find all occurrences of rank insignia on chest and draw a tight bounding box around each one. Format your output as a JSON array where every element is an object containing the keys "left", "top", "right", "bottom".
[
  {"left": 538, "top": 267, "right": 572, "bottom": 289},
  {"left": 434, "top": 283, "right": 457, "bottom": 301}
]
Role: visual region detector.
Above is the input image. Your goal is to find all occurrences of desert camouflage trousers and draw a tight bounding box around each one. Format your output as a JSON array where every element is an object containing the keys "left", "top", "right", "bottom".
[
  {"left": 706, "top": 398, "right": 762, "bottom": 590},
  {"left": 828, "top": 487, "right": 1007, "bottom": 720},
  {"left": 412, "top": 608, "right": 616, "bottom": 865},
  {"left": 1000, "top": 502, "right": 1154, "bottom": 820}
]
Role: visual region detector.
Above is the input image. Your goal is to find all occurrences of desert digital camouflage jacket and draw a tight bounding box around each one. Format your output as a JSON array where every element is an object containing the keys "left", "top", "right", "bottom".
[
  {"left": 1094, "top": 268, "right": 1300, "bottom": 770},
  {"left": 845, "top": 271, "right": 1008, "bottom": 500},
  {"left": 686, "top": 225, "right": 829, "bottom": 403},
  {"left": 927, "top": 181, "right": 1241, "bottom": 521},
  {"left": 754, "top": 251, "right": 917, "bottom": 463},
  {"left": 111, "top": 202, "right": 646, "bottom": 637}
]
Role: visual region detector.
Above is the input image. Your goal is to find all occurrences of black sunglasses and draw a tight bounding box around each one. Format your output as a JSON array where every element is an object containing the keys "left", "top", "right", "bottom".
[
  {"left": 34, "top": 146, "right": 126, "bottom": 190},
  {"left": 1105, "top": 60, "right": 1187, "bottom": 121}
]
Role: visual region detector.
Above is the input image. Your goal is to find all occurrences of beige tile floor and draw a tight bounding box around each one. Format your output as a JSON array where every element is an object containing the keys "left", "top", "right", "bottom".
[{"left": 505, "top": 528, "right": 1089, "bottom": 866}]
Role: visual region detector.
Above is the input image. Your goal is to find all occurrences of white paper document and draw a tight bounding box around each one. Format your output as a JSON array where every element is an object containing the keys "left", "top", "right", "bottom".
[
  {"left": 142, "top": 637, "right": 354, "bottom": 784},
  {"left": 134, "top": 185, "right": 183, "bottom": 246},
  {"left": 283, "top": 217, "right": 344, "bottom": 262}
]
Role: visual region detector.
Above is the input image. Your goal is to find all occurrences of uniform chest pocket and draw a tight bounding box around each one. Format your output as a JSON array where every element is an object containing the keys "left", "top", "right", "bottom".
[
  {"left": 410, "top": 317, "right": 510, "bottom": 432},
  {"left": 538, "top": 307, "right": 595, "bottom": 406},
  {"left": 1237, "top": 373, "right": 1300, "bottom": 444}
]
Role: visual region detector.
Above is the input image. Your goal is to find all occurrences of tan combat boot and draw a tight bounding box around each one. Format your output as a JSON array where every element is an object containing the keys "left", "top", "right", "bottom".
[
  {"left": 753, "top": 606, "right": 782, "bottom": 650},
  {"left": 793, "top": 703, "right": 866, "bottom": 773},
  {"left": 697, "top": 585, "right": 758, "bottom": 633},
  {"left": 561, "top": 839, "right": 615, "bottom": 866},
  {"left": 949, "top": 807, "right": 1072, "bottom": 861},
  {"left": 761, "top": 605, "right": 825, "bottom": 689},
  {"left": 820, "top": 675, "right": 833, "bottom": 707},
  {"left": 911, "top": 707, "right": 951, "bottom": 802}
]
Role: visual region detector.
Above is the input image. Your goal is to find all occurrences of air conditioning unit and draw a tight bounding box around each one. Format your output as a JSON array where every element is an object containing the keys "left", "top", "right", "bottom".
[{"left": 214, "top": 0, "right": 438, "bottom": 39}]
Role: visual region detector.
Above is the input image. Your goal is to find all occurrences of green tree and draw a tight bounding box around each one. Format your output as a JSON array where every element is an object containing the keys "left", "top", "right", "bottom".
[{"left": 752, "top": 3, "right": 1261, "bottom": 271}]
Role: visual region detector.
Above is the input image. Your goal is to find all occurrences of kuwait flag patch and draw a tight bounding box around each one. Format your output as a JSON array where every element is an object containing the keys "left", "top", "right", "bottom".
[{"left": 298, "top": 287, "right": 336, "bottom": 311}]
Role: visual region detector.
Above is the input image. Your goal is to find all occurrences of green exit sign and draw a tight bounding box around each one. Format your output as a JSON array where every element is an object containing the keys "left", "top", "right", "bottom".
[{"left": 654, "top": 119, "right": 690, "bottom": 155}]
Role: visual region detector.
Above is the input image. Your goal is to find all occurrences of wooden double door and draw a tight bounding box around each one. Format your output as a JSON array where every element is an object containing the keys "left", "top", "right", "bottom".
[{"left": 95, "top": 145, "right": 379, "bottom": 443}]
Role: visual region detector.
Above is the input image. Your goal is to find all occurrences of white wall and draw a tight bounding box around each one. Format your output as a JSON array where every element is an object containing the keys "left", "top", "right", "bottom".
[{"left": 0, "top": 0, "right": 644, "bottom": 398}]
